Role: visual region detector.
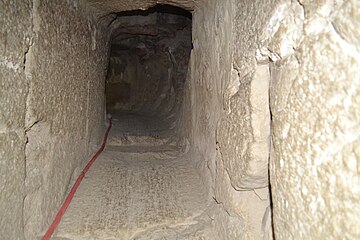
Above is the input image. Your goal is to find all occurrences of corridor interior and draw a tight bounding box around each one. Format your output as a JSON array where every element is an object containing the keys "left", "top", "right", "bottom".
[
  {"left": 53, "top": 117, "right": 211, "bottom": 239},
  {"left": 53, "top": 6, "right": 214, "bottom": 239},
  {"left": 1, "top": 0, "right": 359, "bottom": 239}
]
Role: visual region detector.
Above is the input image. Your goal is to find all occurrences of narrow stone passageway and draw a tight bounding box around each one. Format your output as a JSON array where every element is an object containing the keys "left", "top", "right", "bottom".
[
  {"left": 53, "top": 114, "right": 212, "bottom": 240},
  {"left": 53, "top": 7, "right": 205, "bottom": 238},
  {"left": 1, "top": 1, "right": 359, "bottom": 239}
]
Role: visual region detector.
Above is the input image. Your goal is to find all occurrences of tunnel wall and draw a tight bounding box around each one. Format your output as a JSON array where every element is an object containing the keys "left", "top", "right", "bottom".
[
  {"left": 0, "top": 1, "right": 33, "bottom": 239},
  {"left": 83, "top": 0, "right": 196, "bottom": 17},
  {"left": 191, "top": 0, "right": 360, "bottom": 238},
  {"left": 0, "top": 0, "right": 109, "bottom": 239},
  {"left": 263, "top": 0, "right": 360, "bottom": 238},
  {"left": 189, "top": 0, "right": 281, "bottom": 239}
]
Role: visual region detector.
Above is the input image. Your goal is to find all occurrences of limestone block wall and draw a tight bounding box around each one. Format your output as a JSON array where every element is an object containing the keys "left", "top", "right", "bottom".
[
  {"left": 0, "top": 1, "right": 33, "bottom": 239},
  {"left": 82, "top": 0, "right": 197, "bottom": 16},
  {"left": 262, "top": 0, "right": 360, "bottom": 238},
  {"left": 191, "top": 0, "right": 360, "bottom": 238},
  {"left": 0, "top": 1, "right": 109, "bottom": 239},
  {"left": 190, "top": 0, "right": 281, "bottom": 239}
]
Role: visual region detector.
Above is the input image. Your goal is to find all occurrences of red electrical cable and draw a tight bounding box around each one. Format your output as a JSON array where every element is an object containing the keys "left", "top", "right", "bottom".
[{"left": 42, "top": 119, "right": 112, "bottom": 240}]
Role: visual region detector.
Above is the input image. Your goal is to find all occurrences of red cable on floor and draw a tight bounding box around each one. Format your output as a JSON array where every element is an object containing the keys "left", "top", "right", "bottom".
[{"left": 42, "top": 119, "right": 112, "bottom": 240}]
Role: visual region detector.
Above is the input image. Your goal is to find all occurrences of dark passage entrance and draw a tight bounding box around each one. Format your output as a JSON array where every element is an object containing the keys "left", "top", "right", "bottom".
[{"left": 105, "top": 5, "right": 192, "bottom": 144}]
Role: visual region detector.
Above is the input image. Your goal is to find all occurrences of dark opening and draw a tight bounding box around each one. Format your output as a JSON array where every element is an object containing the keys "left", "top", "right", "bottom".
[{"left": 105, "top": 5, "right": 192, "bottom": 144}]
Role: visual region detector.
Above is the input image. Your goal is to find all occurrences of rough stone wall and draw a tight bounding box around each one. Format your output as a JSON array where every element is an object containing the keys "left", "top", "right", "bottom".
[
  {"left": 192, "top": 0, "right": 360, "bottom": 238},
  {"left": 260, "top": 0, "right": 360, "bottom": 238},
  {"left": 218, "top": 0, "right": 282, "bottom": 190},
  {"left": 0, "top": 1, "right": 109, "bottom": 239},
  {"left": 189, "top": 0, "right": 281, "bottom": 239},
  {"left": 0, "top": 1, "right": 33, "bottom": 239},
  {"left": 82, "top": 0, "right": 198, "bottom": 16}
]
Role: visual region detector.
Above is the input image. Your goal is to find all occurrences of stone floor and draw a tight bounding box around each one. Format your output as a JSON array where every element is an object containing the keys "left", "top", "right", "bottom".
[
  {"left": 107, "top": 113, "right": 176, "bottom": 146},
  {"left": 53, "top": 114, "right": 214, "bottom": 240}
]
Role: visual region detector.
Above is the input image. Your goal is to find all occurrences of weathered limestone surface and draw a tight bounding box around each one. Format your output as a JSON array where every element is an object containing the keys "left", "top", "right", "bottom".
[
  {"left": 1, "top": 0, "right": 109, "bottom": 239},
  {"left": 53, "top": 115, "right": 212, "bottom": 240},
  {"left": 190, "top": 0, "right": 280, "bottom": 238},
  {"left": 23, "top": 1, "right": 109, "bottom": 239},
  {"left": 81, "top": 0, "right": 198, "bottom": 16},
  {"left": 217, "top": 0, "right": 281, "bottom": 190},
  {"left": 264, "top": 0, "right": 360, "bottom": 238},
  {"left": 0, "top": 1, "right": 32, "bottom": 239}
]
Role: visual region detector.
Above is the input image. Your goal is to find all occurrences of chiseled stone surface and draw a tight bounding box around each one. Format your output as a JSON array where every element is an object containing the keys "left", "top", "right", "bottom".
[
  {"left": 81, "top": 0, "right": 198, "bottom": 16},
  {"left": 0, "top": 1, "right": 32, "bottom": 239},
  {"left": 189, "top": 0, "right": 280, "bottom": 239},
  {"left": 0, "top": 0, "right": 109, "bottom": 239},
  {"left": 221, "top": 0, "right": 281, "bottom": 190},
  {"left": 54, "top": 151, "right": 210, "bottom": 239},
  {"left": 218, "top": 64, "right": 271, "bottom": 190},
  {"left": 53, "top": 120, "right": 211, "bottom": 240},
  {"left": 23, "top": 3, "right": 108, "bottom": 239},
  {"left": 266, "top": 0, "right": 360, "bottom": 238}
]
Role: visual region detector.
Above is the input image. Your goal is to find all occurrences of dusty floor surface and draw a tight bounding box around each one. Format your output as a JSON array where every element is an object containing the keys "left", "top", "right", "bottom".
[{"left": 53, "top": 114, "right": 214, "bottom": 240}]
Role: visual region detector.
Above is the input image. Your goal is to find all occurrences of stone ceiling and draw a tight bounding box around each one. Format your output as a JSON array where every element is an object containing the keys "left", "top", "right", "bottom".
[{"left": 81, "top": 0, "right": 200, "bottom": 17}]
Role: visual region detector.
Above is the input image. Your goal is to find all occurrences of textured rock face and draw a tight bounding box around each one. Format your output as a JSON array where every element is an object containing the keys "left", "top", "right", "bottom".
[
  {"left": 217, "top": 0, "right": 281, "bottom": 191},
  {"left": 81, "top": 0, "right": 198, "bottom": 16},
  {"left": 0, "top": 1, "right": 109, "bottom": 239},
  {"left": 0, "top": 1, "right": 32, "bottom": 239},
  {"left": 23, "top": 2, "right": 109, "bottom": 238},
  {"left": 189, "top": 0, "right": 281, "bottom": 238},
  {"left": 188, "top": 0, "right": 360, "bottom": 238},
  {"left": 265, "top": 0, "right": 360, "bottom": 238}
]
